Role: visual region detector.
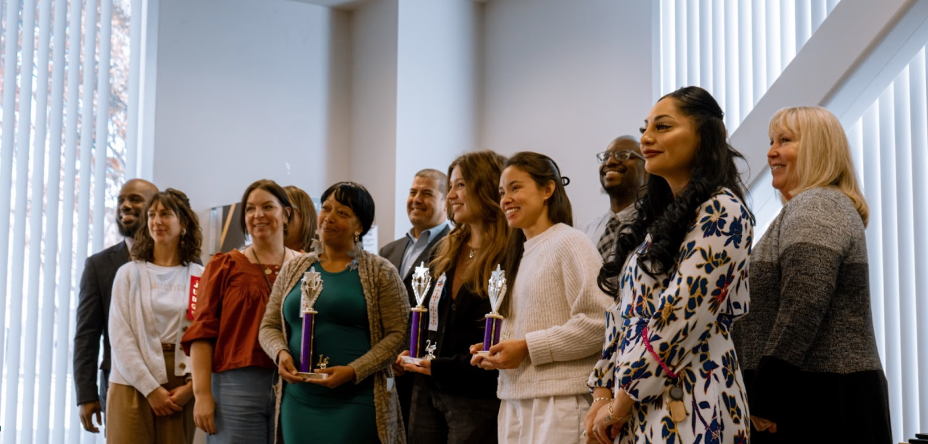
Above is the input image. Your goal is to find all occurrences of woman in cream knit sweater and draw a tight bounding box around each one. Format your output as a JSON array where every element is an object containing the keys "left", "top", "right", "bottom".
[{"left": 472, "top": 151, "right": 612, "bottom": 444}]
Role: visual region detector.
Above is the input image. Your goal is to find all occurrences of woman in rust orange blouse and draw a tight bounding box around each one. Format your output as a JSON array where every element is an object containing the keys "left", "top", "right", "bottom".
[{"left": 181, "top": 180, "right": 299, "bottom": 443}]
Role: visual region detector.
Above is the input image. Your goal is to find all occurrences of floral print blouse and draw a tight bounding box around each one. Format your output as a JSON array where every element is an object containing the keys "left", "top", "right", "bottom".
[{"left": 588, "top": 189, "right": 753, "bottom": 444}]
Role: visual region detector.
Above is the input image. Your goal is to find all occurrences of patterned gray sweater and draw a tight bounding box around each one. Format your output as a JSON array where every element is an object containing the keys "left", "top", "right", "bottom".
[{"left": 733, "top": 187, "right": 883, "bottom": 374}]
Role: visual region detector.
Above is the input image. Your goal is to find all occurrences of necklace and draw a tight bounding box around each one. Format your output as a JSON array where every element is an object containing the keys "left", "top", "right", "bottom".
[{"left": 251, "top": 246, "right": 286, "bottom": 291}]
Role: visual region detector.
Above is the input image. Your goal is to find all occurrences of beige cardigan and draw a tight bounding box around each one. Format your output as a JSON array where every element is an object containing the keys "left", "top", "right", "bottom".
[{"left": 258, "top": 250, "right": 409, "bottom": 444}]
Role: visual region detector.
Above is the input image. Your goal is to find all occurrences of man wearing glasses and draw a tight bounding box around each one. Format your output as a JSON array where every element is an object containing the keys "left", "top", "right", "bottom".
[{"left": 584, "top": 135, "right": 647, "bottom": 262}]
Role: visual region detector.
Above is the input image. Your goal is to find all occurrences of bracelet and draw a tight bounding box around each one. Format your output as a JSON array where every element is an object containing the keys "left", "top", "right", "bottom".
[{"left": 593, "top": 397, "right": 612, "bottom": 404}]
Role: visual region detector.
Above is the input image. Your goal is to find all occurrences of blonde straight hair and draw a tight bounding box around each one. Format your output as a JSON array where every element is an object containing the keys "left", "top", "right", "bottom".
[{"left": 768, "top": 106, "right": 869, "bottom": 226}]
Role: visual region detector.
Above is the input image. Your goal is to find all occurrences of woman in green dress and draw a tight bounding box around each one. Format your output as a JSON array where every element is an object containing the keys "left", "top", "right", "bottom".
[{"left": 259, "top": 181, "right": 409, "bottom": 443}]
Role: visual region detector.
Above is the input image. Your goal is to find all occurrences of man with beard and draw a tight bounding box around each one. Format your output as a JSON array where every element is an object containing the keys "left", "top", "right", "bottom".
[
  {"left": 584, "top": 135, "right": 647, "bottom": 262},
  {"left": 380, "top": 168, "right": 450, "bottom": 431},
  {"left": 73, "top": 178, "right": 158, "bottom": 433}
]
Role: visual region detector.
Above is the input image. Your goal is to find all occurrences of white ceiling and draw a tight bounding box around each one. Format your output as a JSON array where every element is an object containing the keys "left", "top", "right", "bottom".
[
  {"left": 288, "top": 0, "right": 371, "bottom": 11},
  {"left": 290, "top": 0, "right": 486, "bottom": 12}
]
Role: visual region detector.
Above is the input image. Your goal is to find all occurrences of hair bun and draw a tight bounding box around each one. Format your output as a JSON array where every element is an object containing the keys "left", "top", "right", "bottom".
[{"left": 561, "top": 176, "right": 570, "bottom": 186}]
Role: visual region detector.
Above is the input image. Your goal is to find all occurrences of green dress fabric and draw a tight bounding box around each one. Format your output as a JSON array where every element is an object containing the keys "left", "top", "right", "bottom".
[{"left": 280, "top": 265, "right": 378, "bottom": 443}]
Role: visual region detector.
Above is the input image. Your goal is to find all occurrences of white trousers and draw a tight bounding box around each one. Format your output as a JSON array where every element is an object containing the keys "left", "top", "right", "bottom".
[{"left": 499, "top": 394, "right": 592, "bottom": 444}]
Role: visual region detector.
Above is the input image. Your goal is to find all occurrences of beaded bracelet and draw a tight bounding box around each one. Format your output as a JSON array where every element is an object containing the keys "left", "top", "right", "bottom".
[{"left": 592, "top": 397, "right": 612, "bottom": 404}]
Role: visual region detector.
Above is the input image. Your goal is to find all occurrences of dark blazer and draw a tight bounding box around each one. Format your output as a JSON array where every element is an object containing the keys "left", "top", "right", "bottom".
[
  {"left": 378, "top": 224, "right": 451, "bottom": 308},
  {"left": 73, "top": 240, "right": 130, "bottom": 407},
  {"left": 378, "top": 223, "right": 450, "bottom": 430}
]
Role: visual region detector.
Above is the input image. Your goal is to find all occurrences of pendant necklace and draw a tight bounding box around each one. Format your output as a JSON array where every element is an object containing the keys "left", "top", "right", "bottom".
[{"left": 252, "top": 246, "right": 285, "bottom": 291}]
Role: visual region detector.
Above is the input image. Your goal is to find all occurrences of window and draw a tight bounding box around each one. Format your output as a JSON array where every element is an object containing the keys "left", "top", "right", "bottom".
[{"left": 0, "top": 0, "right": 140, "bottom": 441}]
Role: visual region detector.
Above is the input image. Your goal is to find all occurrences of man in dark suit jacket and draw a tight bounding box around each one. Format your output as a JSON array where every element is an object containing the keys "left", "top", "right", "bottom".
[
  {"left": 73, "top": 178, "right": 157, "bottom": 433},
  {"left": 380, "top": 168, "right": 450, "bottom": 431}
]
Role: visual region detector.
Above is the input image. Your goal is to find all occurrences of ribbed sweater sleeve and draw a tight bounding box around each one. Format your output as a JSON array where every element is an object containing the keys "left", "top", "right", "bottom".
[
  {"left": 524, "top": 231, "right": 611, "bottom": 365},
  {"left": 109, "top": 264, "right": 162, "bottom": 396},
  {"left": 763, "top": 192, "right": 847, "bottom": 366},
  {"left": 258, "top": 256, "right": 307, "bottom": 365},
  {"left": 348, "top": 258, "right": 409, "bottom": 382}
]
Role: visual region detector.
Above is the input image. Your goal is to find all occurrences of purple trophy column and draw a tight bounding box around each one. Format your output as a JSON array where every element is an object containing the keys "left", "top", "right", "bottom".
[
  {"left": 483, "top": 316, "right": 503, "bottom": 351},
  {"left": 410, "top": 310, "right": 423, "bottom": 359},
  {"left": 300, "top": 312, "right": 315, "bottom": 372}
]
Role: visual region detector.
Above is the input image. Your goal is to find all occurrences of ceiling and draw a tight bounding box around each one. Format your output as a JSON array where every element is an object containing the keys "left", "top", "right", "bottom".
[{"left": 290, "top": 0, "right": 486, "bottom": 11}]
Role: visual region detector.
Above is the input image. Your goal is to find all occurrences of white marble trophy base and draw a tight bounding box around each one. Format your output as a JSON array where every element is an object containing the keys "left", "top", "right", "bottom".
[
  {"left": 401, "top": 356, "right": 427, "bottom": 366},
  {"left": 297, "top": 371, "right": 329, "bottom": 380}
]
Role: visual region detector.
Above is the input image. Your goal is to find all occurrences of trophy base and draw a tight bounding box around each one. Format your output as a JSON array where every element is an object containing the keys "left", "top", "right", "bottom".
[
  {"left": 400, "top": 356, "right": 428, "bottom": 366},
  {"left": 297, "top": 371, "right": 329, "bottom": 380}
]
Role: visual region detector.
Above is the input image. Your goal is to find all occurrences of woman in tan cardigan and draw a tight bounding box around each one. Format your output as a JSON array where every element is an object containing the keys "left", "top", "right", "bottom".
[{"left": 259, "top": 181, "right": 409, "bottom": 443}]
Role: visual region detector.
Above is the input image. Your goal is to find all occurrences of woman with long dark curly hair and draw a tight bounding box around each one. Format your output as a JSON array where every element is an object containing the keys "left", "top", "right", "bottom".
[
  {"left": 107, "top": 189, "right": 204, "bottom": 443},
  {"left": 586, "top": 86, "right": 754, "bottom": 444}
]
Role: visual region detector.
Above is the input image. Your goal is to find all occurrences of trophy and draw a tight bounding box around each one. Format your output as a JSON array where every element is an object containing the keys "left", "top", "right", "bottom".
[
  {"left": 298, "top": 266, "right": 328, "bottom": 379},
  {"left": 478, "top": 264, "right": 507, "bottom": 355},
  {"left": 401, "top": 262, "right": 433, "bottom": 366}
]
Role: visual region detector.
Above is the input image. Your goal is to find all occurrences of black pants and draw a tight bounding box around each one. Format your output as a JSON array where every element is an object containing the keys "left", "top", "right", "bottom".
[{"left": 407, "top": 375, "right": 499, "bottom": 444}]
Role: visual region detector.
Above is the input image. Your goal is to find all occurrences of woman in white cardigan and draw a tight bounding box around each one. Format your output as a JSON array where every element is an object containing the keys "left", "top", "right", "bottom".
[
  {"left": 108, "top": 189, "right": 204, "bottom": 443},
  {"left": 471, "top": 152, "right": 612, "bottom": 444}
]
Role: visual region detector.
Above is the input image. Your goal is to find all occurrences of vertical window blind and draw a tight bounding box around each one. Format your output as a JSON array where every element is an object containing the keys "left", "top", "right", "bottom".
[
  {"left": 848, "top": 46, "right": 928, "bottom": 441},
  {"left": 0, "top": 0, "right": 139, "bottom": 442},
  {"left": 657, "top": 0, "right": 840, "bottom": 131}
]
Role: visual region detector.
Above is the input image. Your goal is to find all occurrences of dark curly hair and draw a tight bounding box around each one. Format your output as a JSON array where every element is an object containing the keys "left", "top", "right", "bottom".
[
  {"left": 598, "top": 86, "right": 752, "bottom": 296},
  {"left": 132, "top": 188, "right": 202, "bottom": 265},
  {"left": 501, "top": 151, "right": 572, "bottom": 288}
]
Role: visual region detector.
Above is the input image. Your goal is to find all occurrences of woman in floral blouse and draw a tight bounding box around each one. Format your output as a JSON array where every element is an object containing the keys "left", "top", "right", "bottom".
[{"left": 586, "top": 86, "right": 754, "bottom": 444}]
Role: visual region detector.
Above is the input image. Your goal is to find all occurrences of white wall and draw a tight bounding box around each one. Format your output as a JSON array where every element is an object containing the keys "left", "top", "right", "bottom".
[
  {"left": 394, "top": 0, "right": 482, "bottom": 238},
  {"left": 148, "top": 0, "right": 657, "bottom": 247},
  {"left": 151, "top": 0, "right": 349, "bottom": 214},
  {"left": 480, "top": 0, "right": 654, "bottom": 228},
  {"left": 350, "top": 0, "right": 399, "bottom": 246}
]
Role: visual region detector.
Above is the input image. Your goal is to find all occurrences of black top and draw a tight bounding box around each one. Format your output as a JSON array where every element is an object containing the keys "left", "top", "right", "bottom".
[{"left": 423, "top": 266, "right": 498, "bottom": 399}]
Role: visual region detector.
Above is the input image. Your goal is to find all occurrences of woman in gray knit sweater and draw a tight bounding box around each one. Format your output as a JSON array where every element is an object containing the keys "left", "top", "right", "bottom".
[{"left": 732, "top": 106, "right": 891, "bottom": 443}]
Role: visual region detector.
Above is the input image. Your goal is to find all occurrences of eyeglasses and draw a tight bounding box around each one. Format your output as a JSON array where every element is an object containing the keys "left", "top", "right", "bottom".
[{"left": 596, "top": 150, "right": 645, "bottom": 163}]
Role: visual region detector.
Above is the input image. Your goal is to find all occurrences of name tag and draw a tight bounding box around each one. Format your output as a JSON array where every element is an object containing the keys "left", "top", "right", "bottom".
[
  {"left": 186, "top": 276, "right": 201, "bottom": 320},
  {"left": 428, "top": 274, "right": 446, "bottom": 331}
]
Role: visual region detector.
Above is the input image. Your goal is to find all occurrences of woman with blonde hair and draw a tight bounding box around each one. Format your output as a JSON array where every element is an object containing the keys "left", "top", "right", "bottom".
[
  {"left": 397, "top": 150, "right": 509, "bottom": 443},
  {"left": 733, "top": 106, "right": 891, "bottom": 443},
  {"left": 284, "top": 185, "right": 318, "bottom": 252}
]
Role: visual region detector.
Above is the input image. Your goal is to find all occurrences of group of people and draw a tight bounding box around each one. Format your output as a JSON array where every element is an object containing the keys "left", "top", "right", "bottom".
[{"left": 73, "top": 86, "right": 893, "bottom": 444}]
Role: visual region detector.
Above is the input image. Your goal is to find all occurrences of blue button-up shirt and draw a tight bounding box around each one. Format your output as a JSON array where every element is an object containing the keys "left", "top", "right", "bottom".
[{"left": 400, "top": 220, "right": 450, "bottom": 278}]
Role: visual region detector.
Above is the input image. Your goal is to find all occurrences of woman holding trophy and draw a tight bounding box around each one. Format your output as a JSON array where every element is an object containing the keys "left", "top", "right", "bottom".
[
  {"left": 259, "top": 181, "right": 409, "bottom": 444},
  {"left": 397, "top": 151, "right": 509, "bottom": 443},
  {"left": 471, "top": 151, "right": 612, "bottom": 443}
]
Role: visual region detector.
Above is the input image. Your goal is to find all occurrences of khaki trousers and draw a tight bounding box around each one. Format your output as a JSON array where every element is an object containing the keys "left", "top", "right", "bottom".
[
  {"left": 106, "top": 349, "right": 195, "bottom": 444},
  {"left": 499, "top": 394, "right": 592, "bottom": 444}
]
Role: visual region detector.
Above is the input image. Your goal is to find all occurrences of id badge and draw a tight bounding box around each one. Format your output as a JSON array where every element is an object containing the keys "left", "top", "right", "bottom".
[{"left": 428, "top": 274, "right": 446, "bottom": 331}]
